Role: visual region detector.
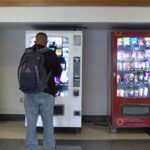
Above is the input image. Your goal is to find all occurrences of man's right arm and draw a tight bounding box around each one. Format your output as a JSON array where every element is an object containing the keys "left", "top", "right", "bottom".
[
  {"left": 45, "top": 51, "right": 62, "bottom": 77},
  {"left": 52, "top": 53, "right": 62, "bottom": 77}
]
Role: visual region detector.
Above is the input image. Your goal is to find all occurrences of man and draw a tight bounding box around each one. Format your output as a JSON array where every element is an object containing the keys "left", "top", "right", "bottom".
[{"left": 24, "top": 32, "right": 62, "bottom": 150}]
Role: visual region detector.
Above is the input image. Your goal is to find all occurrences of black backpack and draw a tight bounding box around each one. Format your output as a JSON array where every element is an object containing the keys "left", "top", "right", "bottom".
[{"left": 18, "top": 47, "right": 50, "bottom": 93}]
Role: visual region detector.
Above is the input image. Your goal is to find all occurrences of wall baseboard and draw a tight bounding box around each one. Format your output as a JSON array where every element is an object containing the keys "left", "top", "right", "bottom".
[
  {"left": 82, "top": 115, "right": 107, "bottom": 123},
  {"left": 0, "top": 114, "right": 108, "bottom": 123},
  {"left": 0, "top": 114, "right": 25, "bottom": 121}
]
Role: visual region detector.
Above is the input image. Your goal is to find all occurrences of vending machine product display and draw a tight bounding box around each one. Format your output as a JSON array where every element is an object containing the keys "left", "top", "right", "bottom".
[
  {"left": 111, "top": 32, "right": 150, "bottom": 132},
  {"left": 26, "top": 30, "right": 83, "bottom": 129}
]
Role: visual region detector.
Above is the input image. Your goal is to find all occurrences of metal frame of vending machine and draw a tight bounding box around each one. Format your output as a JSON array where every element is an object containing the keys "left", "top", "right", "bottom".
[
  {"left": 111, "top": 32, "right": 150, "bottom": 133},
  {"left": 26, "top": 30, "right": 83, "bottom": 129}
]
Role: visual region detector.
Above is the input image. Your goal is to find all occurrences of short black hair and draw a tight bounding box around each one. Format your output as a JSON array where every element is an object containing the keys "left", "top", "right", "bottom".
[{"left": 36, "top": 32, "right": 47, "bottom": 40}]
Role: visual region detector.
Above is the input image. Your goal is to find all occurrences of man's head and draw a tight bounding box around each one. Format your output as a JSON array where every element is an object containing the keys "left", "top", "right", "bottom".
[{"left": 35, "top": 32, "right": 48, "bottom": 46}]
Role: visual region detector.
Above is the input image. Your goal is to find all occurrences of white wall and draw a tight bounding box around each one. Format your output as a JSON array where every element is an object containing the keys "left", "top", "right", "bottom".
[
  {"left": 0, "top": 29, "right": 109, "bottom": 115},
  {"left": 0, "top": 30, "right": 25, "bottom": 114},
  {"left": 83, "top": 30, "right": 109, "bottom": 115},
  {"left": 0, "top": 6, "right": 150, "bottom": 23},
  {"left": 0, "top": 6, "right": 150, "bottom": 115}
]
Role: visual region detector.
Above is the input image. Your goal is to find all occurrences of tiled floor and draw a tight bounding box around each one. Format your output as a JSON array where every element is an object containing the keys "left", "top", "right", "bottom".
[
  {"left": 0, "top": 121, "right": 149, "bottom": 150},
  {"left": 0, "top": 139, "right": 150, "bottom": 150},
  {"left": 0, "top": 121, "right": 149, "bottom": 140}
]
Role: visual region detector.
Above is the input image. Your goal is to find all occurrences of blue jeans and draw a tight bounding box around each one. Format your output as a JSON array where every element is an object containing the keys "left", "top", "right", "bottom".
[{"left": 24, "top": 92, "right": 55, "bottom": 150}]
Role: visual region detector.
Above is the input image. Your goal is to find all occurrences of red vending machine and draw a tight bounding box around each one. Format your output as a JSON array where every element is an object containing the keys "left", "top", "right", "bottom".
[{"left": 111, "top": 32, "right": 150, "bottom": 132}]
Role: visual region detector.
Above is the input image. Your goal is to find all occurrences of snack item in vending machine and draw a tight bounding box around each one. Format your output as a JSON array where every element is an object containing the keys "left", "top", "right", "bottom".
[
  {"left": 131, "top": 51, "right": 137, "bottom": 61},
  {"left": 134, "top": 88, "right": 139, "bottom": 97},
  {"left": 122, "top": 37, "right": 130, "bottom": 47},
  {"left": 122, "top": 62, "right": 126, "bottom": 70},
  {"left": 149, "top": 76, "right": 150, "bottom": 83},
  {"left": 121, "top": 51, "right": 125, "bottom": 61},
  {"left": 124, "top": 88, "right": 129, "bottom": 97},
  {"left": 129, "top": 86, "right": 134, "bottom": 97},
  {"left": 144, "top": 71, "right": 149, "bottom": 82},
  {"left": 130, "top": 62, "right": 134, "bottom": 70},
  {"left": 117, "top": 74, "right": 120, "bottom": 83},
  {"left": 138, "top": 71, "right": 144, "bottom": 81},
  {"left": 123, "top": 51, "right": 130, "bottom": 61},
  {"left": 145, "top": 37, "right": 150, "bottom": 48},
  {"left": 120, "top": 73, "right": 124, "bottom": 82},
  {"left": 117, "top": 38, "right": 123, "bottom": 46},
  {"left": 117, "top": 51, "right": 123, "bottom": 61},
  {"left": 127, "top": 62, "right": 131, "bottom": 70},
  {"left": 130, "top": 37, "right": 138, "bottom": 47},
  {"left": 120, "top": 88, "right": 125, "bottom": 97},
  {"left": 138, "top": 87, "right": 144, "bottom": 97},
  {"left": 138, "top": 62, "right": 142, "bottom": 70},
  {"left": 123, "top": 61, "right": 131, "bottom": 70},
  {"left": 117, "top": 62, "right": 123, "bottom": 70},
  {"left": 145, "top": 60, "right": 150, "bottom": 69},
  {"left": 117, "top": 89, "right": 120, "bottom": 97},
  {"left": 124, "top": 73, "right": 129, "bottom": 82},
  {"left": 143, "top": 87, "right": 148, "bottom": 97},
  {"left": 138, "top": 37, "right": 145, "bottom": 47},
  {"left": 129, "top": 73, "right": 134, "bottom": 81},
  {"left": 133, "top": 62, "right": 138, "bottom": 69},
  {"left": 134, "top": 73, "right": 138, "bottom": 82},
  {"left": 137, "top": 51, "right": 145, "bottom": 61},
  {"left": 145, "top": 50, "right": 150, "bottom": 58},
  {"left": 141, "top": 61, "right": 146, "bottom": 70}
]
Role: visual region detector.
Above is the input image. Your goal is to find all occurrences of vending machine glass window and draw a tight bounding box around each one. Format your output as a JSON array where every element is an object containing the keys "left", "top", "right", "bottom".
[
  {"left": 29, "top": 36, "right": 69, "bottom": 97},
  {"left": 117, "top": 36, "right": 150, "bottom": 98}
]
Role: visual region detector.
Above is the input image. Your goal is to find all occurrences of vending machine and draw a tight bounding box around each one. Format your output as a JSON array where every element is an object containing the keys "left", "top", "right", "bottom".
[
  {"left": 111, "top": 32, "right": 150, "bottom": 132},
  {"left": 26, "top": 30, "right": 83, "bottom": 129}
]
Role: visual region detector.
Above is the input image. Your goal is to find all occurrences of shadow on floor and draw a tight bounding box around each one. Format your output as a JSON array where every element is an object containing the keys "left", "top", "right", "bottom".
[{"left": 0, "top": 139, "right": 150, "bottom": 150}]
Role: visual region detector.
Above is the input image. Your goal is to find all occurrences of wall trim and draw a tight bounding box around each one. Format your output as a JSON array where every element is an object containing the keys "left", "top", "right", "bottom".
[
  {"left": 0, "top": 114, "right": 107, "bottom": 123},
  {"left": 82, "top": 115, "right": 107, "bottom": 123},
  {"left": 0, "top": 0, "right": 150, "bottom": 6},
  {"left": 0, "top": 114, "right": 25, "bottom": 121}
]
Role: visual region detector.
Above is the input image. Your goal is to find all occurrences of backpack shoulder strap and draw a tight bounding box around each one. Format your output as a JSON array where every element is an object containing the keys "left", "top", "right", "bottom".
[
  {"left": 38, "top": 47, "right": 49, "bottom": 53},
  {"left": 25, "top": 47, "right": 34, "bottom": 53},
  {"left": 24, "top": 47, "right": 49, "bottom": 55}
]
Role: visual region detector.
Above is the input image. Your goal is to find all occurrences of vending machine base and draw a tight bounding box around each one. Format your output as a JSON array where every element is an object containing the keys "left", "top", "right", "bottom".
[{"left": 109, "top": 102, "right": 150, "bottom": 133}]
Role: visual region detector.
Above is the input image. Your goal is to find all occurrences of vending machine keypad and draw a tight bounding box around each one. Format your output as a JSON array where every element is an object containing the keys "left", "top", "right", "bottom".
[{"left": 73, "top": 57, "right": 80, "bottom": 87}]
